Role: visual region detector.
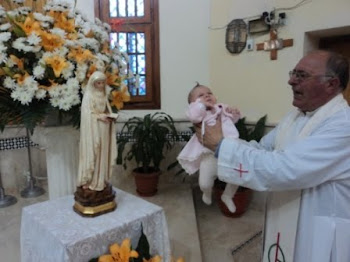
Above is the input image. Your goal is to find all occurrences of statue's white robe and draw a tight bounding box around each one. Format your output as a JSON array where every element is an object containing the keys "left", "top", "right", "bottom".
[
  {"left": 217, "top": 94, "right": 350, "bottom": 262},
  {"left": 77, "top": 84, "right": 117, "bottom": 191}
]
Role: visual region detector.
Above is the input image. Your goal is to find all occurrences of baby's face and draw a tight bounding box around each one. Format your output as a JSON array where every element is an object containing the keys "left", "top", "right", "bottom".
[
  {"left": 191, "top": 86, "right": 217, "bottom": 107},
  {"left": 94, "top": 80, "right": 106, "bottom": 92}
]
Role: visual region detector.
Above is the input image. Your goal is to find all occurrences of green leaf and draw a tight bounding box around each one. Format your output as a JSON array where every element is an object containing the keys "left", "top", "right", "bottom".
[
  {"left": 134, "top": 224, "right": 151, "bottom": 262},
  {"left": 117, "top": 112, "right": 177, "bottom": 171}
]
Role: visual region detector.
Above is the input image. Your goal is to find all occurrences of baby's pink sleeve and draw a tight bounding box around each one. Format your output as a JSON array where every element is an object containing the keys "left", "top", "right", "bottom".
[{"left": 186, "top": 99, "right": 207, "bottom": 123}]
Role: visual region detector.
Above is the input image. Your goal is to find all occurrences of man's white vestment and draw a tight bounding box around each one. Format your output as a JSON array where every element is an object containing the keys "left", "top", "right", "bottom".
[{"left": 217, "top": 94, "right": 350, "bottom": 262}]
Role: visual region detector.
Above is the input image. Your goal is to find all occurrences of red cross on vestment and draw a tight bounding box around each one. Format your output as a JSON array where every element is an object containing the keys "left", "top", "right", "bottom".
[{"left": 233, "top": 163, "right": 249, "bottom": 178}]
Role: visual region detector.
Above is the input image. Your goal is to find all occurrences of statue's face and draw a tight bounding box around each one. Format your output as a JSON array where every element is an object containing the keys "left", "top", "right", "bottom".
[{"left": 94, "top": 80, "right": 106, "bottom": 92}]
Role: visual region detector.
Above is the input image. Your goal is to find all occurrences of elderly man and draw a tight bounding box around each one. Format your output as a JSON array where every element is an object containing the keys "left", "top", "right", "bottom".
[{"left": 198, "top": 50, "right": 350, "bottom": 262}]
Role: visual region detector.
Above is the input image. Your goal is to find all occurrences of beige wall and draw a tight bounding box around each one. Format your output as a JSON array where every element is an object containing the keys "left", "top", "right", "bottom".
[{"left": 210, "top": 0, "right": 350, "bottom": 125}]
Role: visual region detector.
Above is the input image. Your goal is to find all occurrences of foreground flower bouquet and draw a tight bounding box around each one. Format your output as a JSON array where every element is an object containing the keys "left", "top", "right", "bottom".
[
  {"left": 89, "top": 226, "right": 184, "bottom": 262},
  {"left": 0, "top": 1, "right": 134, "bottom": 132}
]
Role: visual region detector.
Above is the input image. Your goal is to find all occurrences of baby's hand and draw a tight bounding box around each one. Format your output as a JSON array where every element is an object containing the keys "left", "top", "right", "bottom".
[
  {"left": 198, "top": 98, "right": 214, "bottom": 110},
  {"left": 226, "top": 106, "right": 240, "bottom": 116}
]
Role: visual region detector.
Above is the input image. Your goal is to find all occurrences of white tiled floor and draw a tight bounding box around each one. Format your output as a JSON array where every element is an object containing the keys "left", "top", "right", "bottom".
[{"left": 0, "top": 177, "right": 264, "bottom": 262}]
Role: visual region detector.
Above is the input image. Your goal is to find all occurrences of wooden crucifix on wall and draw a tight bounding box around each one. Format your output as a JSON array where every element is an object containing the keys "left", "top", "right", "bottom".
[{"left": 256, "top": 29, "right": 294, "bottom": 60}]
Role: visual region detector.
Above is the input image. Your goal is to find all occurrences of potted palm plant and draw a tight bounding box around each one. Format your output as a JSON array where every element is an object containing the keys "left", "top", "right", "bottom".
[
  {"left": 214, "top": 115, "right": 267, "bottom": 217},
  {"left": 117, "top": 112, "right": 177, "bottom": 196}
]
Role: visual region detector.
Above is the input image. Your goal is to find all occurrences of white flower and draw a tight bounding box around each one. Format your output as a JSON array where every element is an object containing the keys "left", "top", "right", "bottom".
[
  {"left": 95, "top": 59, "right": 106, "bottom": 71},
  {"left": 12, "top": 37, "right": 26, "bottom": 51},
  {"left": 22, "top": 77, "right": 38, "bottom": 93},
  {"left": 62, "top": 62, "right": 74, "bottom": 79},
  {"left": 40, "top": 22, "right": 50, "bottom": 28},
  {"left": 0, "top": 23, "right": 11, "bottom": 31},
  {"left": 97, "top": 53, "right": 110, "bottom": 63},
  {"left": 103, "top": 22, "right": 111, "bottom": 32},
  {"left": 50, "top": 97, "right": 60, "bottom": 107},
  {"left": 17, "top": 7, "right": 31, "bottom": 15},
  {"left": 0, "top": 6, "right": 5, "bottom": 17},
  {"left": 0, "top": 32, "right": 11, "bottom": 42},
  {"left": 0, "top": 43, "right": 7, "bottom": 52},
  {"left": 66, "top": 78, "right": 79, "bottom": 89},
  {"left": 27, "top": 33, "right": 41, "bottom": 46},
  {"left": 48, "top": 86, "right": 61, "bottom": 98},
  {"left": 76, "top": 64, "right": 88, "bottom": 82},
  {"left": 0, "top": 52, "right": 7, "bottom": 64},
  {"left": 13, "top": 0, "right": 25, "bottom": 4},
  {"left": 12, "top": 88, "right": 34, "bottom": 105},
  {"left": 33, "top": 65, "right": 45, "bottom": 79},
  {"left": 33, "top": 12, "right": 54, "bottom": 23},
  {"left": 3, "top": 77, "right": 16, "bottom": 89},
  {"left": 50, "top": 28, "right": 66, "bottom": 38},
  {"left": 35, "top": 89, "right": 47, "bottom": 100}
]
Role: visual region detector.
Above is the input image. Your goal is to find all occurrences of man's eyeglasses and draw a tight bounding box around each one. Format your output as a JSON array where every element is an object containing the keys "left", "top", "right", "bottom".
[{"left": 289, "top": 70, "right": 334, "bottom": 82}]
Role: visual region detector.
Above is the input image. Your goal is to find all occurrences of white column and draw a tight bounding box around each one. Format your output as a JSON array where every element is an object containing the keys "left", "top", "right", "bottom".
[{"left": 32, "top": 126, "right": 80, "bottom": 200}]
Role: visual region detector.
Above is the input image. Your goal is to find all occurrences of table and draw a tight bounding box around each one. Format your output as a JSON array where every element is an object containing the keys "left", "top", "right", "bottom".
[{"left": 21, "top": 188, "right": 171, "bottom": 262}]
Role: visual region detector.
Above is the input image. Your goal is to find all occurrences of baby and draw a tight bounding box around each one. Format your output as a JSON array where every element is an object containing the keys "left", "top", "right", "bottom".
[{"left": 177, "top": 83, "right": 241, "bottom": 212}]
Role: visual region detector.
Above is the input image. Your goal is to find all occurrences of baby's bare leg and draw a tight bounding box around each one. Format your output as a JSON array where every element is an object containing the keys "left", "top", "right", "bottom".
[{"left": 199, "top": 154, "right": 217, "bottom": 205}]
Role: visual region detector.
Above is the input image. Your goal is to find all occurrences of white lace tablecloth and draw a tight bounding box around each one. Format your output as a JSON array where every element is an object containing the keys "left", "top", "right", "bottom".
[{"left": 20, "top": 188, "right": 171, "bottom": 262}]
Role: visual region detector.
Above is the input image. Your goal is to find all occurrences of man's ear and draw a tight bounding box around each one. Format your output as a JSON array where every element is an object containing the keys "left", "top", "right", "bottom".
[{"left": 326, "top": 77, "right": 341, "bottom": 93}]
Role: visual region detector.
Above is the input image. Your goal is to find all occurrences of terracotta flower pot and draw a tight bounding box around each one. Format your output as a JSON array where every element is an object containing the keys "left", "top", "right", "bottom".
[
  {"left": 214, "top": 186, "right": 253, "bottom": 218},
  {"left": 133, "top": 168, "right": 160, "bottom": 197}
]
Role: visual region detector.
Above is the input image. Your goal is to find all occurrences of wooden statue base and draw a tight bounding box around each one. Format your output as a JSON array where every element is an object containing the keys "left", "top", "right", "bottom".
[{"left": 73, "top": 183, "right": 117, "bottom": 217}]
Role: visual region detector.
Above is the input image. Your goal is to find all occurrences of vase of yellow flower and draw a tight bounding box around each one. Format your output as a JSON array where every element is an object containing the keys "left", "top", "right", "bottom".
[{"left": 0, "top": 0, "right": 134, "bottom": 133}]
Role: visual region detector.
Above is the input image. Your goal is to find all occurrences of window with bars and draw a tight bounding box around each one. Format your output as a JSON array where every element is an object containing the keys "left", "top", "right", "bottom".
[{"left": 95, "top": 0, "right": 160, "bottom": 109}]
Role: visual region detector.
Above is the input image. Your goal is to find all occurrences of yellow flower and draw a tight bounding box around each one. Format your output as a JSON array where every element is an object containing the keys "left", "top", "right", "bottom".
[
  {"left": 10, "top": 55, "right": 24, "bottom": 70},
  {"left": 13, "top": 72, "right": 30, "bottom": 85},
  {"left": 143, "top": 255, "right": 162, "bottom": 262},
  {"left": 98, "top": 238, "right": 138, "bottom": 262},
  {"left": 101, "top": 41, "right": 112, "bottom": 55},
  {"left": 15, "top": 14, "right": 41, "bottom": 35},
  {"left": 106, "top": 69, "right": 121, "bottom": 87},
  {"left": 40, "top": 31, "right": 64, "bottom": 51},
  {"left": 86, "top": 63, "right": 98, "bottom": 79},
  {"left": 44, "top": 55, "right": 69, "bottom": 78},
  {"left": 111, "top": 86, "right": 130, "bottom": 110},
  {"left": 54, "top": 12, "right": 75, "bottom": 33},
  {"left": 68, "top": 46, "right": 95, "bottom": 64}
]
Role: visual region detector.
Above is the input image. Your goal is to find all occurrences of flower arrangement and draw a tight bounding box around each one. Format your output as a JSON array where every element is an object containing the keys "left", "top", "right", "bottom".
[
  {"left": 0, "top": 0, "right": 134, "bottom": 132},
  {"left": 89, "top": 226, "right": 185, "bottom": 262}
]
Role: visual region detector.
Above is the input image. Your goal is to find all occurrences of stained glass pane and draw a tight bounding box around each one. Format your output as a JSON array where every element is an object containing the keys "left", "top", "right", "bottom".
[
  {"left": 127, "top": 0, "right": 135, "bottom": 17},
  {"left": 127, "top": 33, "right": 136, "bottom": 53},
  {"left": 136, "top": 0, "right": 144, "bottom": 16},
  {"left": 129, "top": 55, "right": 137, "bottom": 72},
  {"left": 139, "top": 76, "right": 146, "bottom": 95},
  {"left": 110, "top": 0, "right": 117, "bottom": 17},
  {"left": 110, "top": 33, "right": 118, "bottom": 48},
  {"left": 137, "top": 55, "right": 145, "bottom": 74},
  {"left": 129, "top": 79, "right": 137, "bottom": 95},
  {"left": 118, "top": 33, "right": 127, "bottom": 52},
  {"left": 137, "top": 33, "right": 145, "bottom": 53},
  {"left": 119, "top": 0, "right": 126, "bottom": 17}
]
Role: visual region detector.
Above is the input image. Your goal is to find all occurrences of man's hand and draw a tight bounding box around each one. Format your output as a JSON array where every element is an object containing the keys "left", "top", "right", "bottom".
[{"left": 195, "top": 118, "right": 224, "bottom": 152}]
